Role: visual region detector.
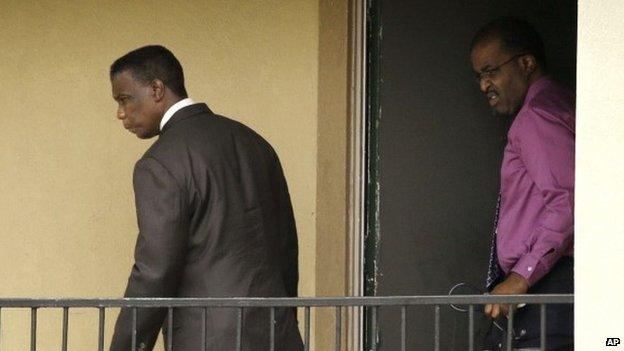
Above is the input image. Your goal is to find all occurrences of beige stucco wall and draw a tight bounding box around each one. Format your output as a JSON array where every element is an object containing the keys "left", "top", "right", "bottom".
[
  {"left": 576, "top": 1, "right": 624, "bottom": 349},
  {"left": 0, "top": 1, "right": 327, "bottom": 349},
  {"left": 5, "top": 0, "right": 623, "bottom": 349},
  {"left": 316, "top": 0, "right": 349, "bottom": 350}
]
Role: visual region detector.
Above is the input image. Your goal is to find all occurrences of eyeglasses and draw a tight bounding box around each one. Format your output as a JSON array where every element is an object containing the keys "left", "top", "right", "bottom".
[{"left": 474, "top": 53, "right": 527, "bottom": 83}]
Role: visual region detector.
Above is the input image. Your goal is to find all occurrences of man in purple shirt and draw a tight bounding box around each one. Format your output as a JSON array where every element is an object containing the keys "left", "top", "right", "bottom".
[{"left": 470, "top": 18, "right": 574, "bottom": 350}]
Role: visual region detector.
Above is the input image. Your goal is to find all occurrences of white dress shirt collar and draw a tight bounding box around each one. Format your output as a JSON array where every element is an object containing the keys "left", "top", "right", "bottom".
[{"left": 160, "top": 98, "right": 196, "bottom": 131}]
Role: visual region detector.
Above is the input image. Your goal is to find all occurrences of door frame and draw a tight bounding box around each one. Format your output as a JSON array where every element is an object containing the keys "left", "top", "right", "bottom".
[{"left": 346, "top": 0, "right": 381, "bottom": 350}]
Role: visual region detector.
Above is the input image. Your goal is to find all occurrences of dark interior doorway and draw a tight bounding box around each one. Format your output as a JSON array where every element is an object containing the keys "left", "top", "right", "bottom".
[{"left": 364, "top": 1, "right": 577, "bottom": 350}]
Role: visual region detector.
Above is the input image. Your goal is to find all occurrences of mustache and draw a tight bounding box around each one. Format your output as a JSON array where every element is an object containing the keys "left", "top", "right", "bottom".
[{"left": 486, "top": 88, "right": 499, "bottom": 96}]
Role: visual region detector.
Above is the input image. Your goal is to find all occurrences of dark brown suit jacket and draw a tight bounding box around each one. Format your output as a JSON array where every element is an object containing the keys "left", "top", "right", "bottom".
[{"left": 110, "top": 104, "right": 303, "bottom": 351}]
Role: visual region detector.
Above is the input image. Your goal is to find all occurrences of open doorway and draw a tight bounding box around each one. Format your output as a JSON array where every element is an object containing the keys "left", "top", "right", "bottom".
[{"left": 361, "top": 0, "right": 577, "bottom": 350}]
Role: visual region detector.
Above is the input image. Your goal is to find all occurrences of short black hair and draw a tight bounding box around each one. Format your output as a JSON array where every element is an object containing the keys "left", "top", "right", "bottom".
[
  {"left": 470, "top": 17, "right": 547, "bottom": 69},
  {"left": 110, "top": 45, "right": 188, "bottom": 98}
]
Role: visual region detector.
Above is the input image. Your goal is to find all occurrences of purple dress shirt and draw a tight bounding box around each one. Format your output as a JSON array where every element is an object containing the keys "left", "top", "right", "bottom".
[{"left": 497, "top": 76, "right": 575, "bottom": 287}]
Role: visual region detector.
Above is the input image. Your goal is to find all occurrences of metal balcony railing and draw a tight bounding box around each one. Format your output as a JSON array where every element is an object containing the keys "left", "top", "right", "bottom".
[{"left": 0, "top": 294, "right": 572, "bottom": 351}]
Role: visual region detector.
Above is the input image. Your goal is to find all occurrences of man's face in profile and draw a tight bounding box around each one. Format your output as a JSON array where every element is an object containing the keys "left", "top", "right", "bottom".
[
  {"left": 470, "top": 38, "right": 530, "bottom": 116},
  {"left": 111, "top": 70, "right": 161, "bottom": 139}
]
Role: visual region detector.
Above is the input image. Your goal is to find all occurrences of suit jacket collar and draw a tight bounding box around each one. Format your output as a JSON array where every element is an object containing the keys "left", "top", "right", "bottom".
[{"left": 159, "top": 103, "right": 213, "bottom": 135}]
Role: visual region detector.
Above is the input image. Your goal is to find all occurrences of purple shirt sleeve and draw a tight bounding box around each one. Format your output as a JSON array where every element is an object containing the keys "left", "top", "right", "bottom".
[{"left": 510, "top": 102, "right": 575, "bottom": 286}]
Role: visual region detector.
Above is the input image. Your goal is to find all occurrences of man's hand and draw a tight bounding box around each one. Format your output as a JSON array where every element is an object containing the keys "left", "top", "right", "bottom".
[{"left": 484, "top": 272, "right": 529, "bottom": 318}]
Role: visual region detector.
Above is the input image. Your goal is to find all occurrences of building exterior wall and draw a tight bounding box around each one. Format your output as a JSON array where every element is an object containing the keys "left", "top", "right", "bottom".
[
  {"left": 0, "top": 1, "right": 326, "bottom": 349},
  {"left": 2, "top": 0, "right": 622, "bottom": 349},
  {"left": 576, "top": 1, "right": 624, "bottom": 349},
  {"left": 316, "top": 0, "right": 350, "bottom": 349}
]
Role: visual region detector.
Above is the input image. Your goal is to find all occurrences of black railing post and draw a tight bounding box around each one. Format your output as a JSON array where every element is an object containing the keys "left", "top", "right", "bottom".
[
  {"left": 98, "top": 307, "right": 105, "bottom": 351},
  {"left": 30, "top": 307, "right": 37, "bottom": 351},
  {"left": 434, "top": 305, "right": 440, "bottom": 351},
  {"left": 304, "top": 306, "right": 311, "bottom": 351},
  {"left": 62, "top": 307, "right": 69, "bottom": 351}
]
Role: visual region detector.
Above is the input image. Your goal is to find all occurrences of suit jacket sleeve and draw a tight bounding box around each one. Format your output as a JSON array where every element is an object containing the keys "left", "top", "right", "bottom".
[
  {"left": 111, "top": 156, "right": 190, "bottom": 350},
  {"left": 278, "top": 161, "right": 299, "bottom": 298}
]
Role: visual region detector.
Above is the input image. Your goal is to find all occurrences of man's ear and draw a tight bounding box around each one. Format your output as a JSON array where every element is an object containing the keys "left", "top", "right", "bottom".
[
  {"left": 150, "top": 79, "right": 166, "bottom": 102},
  {"left": 519, "top": 55, "right": 538, "bottom": 76}
]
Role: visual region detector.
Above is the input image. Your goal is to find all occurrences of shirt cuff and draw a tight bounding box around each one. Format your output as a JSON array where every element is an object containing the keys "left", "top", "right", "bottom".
[{"left": 510, "top": 253, "right": 549, "bottom": 287}]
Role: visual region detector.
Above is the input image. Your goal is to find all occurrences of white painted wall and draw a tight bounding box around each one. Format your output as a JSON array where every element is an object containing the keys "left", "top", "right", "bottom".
[{"left": 577, "top": 1, "right": 624, "bottom": 349}]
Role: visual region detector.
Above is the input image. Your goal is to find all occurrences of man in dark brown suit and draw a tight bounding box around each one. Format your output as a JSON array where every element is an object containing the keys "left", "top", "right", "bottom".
[{"left": 109, "top": 45, "right": 303, "bottom": 351}]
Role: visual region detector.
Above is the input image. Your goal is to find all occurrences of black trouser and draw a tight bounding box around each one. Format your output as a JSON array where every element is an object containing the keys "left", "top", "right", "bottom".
[{"left": 483, "top": 257, "right": 573, "bottom": 351}]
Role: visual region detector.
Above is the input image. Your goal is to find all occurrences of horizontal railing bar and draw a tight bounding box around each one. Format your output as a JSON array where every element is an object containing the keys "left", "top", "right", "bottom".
[{"left": 0, "top": 295, "right": 573, "bottom": 308}]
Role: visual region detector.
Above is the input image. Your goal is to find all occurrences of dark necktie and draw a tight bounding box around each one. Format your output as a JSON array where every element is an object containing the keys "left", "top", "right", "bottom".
[{"left": 486, "top": 194, "right": 503, "bottom": 291}]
